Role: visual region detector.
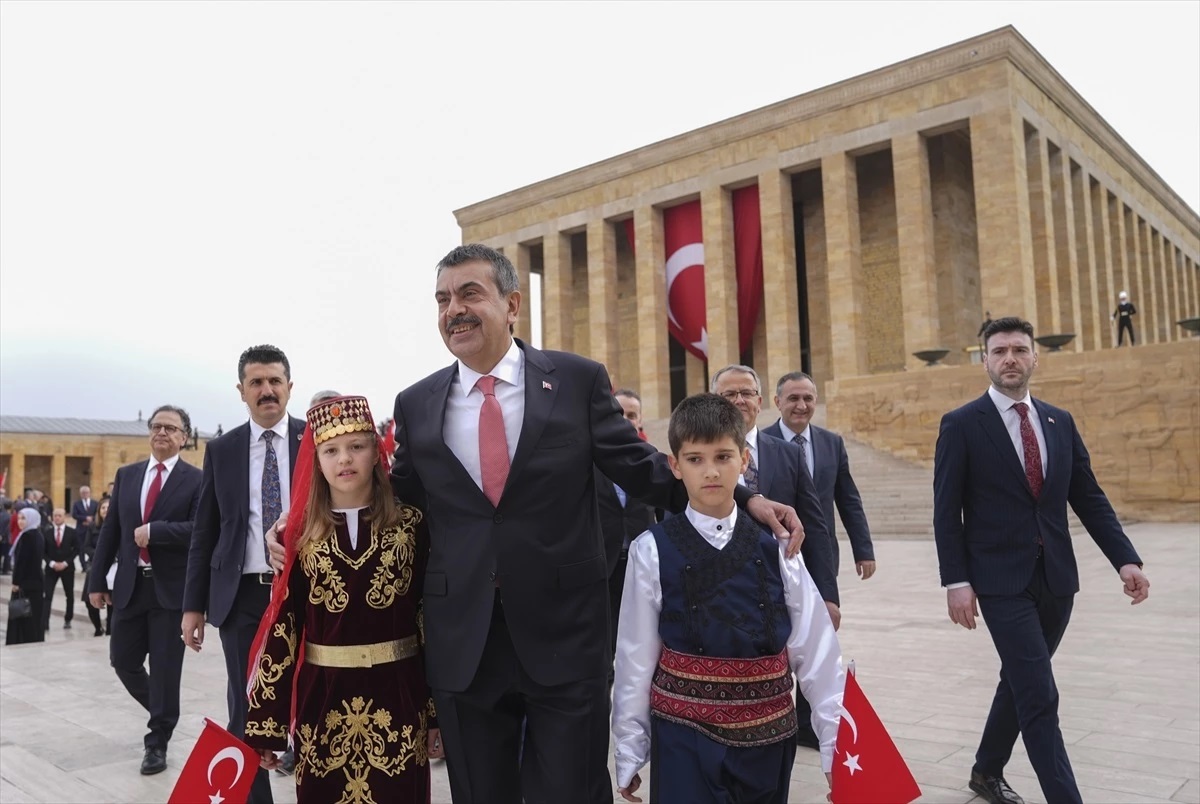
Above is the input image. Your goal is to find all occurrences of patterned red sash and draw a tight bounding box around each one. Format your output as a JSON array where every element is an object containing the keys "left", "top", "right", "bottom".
[{"left": 650, "top": 646, "right": 798, "bottom": 747}]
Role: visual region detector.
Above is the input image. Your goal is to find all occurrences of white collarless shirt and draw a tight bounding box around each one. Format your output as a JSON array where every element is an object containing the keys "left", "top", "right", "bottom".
[
  {"left": 246, "top": 417, "right": 292, "bottom": 574},
  {"left": 611, "top": 504, "right": 845, "bottom": 787},
  {"left": 444, "top": 339, "right": 525, "bottom": 495}
]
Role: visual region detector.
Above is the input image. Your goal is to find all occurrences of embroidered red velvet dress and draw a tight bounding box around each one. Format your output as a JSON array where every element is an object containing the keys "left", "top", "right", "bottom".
[{"left": 245, "top": 505, "right": 434, "bottom": 804}]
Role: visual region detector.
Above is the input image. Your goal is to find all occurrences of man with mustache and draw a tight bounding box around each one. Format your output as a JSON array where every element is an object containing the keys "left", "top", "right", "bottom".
[
  {"left": 182, "top": 344, "right": 304, "bottom": 804},
  {"left": 385, "top": 244, "right": 805, "bottom": 804}
]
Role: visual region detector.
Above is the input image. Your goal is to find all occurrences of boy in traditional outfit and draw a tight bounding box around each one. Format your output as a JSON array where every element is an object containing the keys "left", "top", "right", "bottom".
[{"left": 611, "top": 393, "right": 844, "bottom": 804}]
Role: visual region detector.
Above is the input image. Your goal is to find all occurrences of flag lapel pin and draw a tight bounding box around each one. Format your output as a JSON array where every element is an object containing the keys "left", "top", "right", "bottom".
[
  {"left": 542, "top": 381, "right": 553, "bottom": 391},
  {"left": 1048, "top": 417, "right": 1055, "bottom": 424}
]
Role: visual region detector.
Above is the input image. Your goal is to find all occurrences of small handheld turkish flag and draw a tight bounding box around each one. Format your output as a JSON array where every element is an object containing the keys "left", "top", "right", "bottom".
[
  {"left": 168, "top": 718, "right": 260, "bottom": 804},
  {"left": 831, "top": 669, "right": 921, "bottom": 804}
]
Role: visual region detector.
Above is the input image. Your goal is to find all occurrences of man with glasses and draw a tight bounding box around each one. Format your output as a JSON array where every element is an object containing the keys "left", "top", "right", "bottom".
[
  {"left": 183, "top": 345, "right": 304, "bottom": 804},
  {"left": 88, "top": 405, "right": 202, "bottom": 776}
]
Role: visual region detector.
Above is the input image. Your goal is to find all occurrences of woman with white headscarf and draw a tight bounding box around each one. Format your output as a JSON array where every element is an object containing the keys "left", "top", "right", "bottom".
[{"left": 6, "top": 506, "right": 46, "bottom": 644}]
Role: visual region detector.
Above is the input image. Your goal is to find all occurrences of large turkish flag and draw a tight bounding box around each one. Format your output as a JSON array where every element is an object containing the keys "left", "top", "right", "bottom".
[
  {"left": 168, "top": 718, "right": 260, "bottom": 804},
  {"left": 831, "top": 670, "right": 921, "bottom": 804}
]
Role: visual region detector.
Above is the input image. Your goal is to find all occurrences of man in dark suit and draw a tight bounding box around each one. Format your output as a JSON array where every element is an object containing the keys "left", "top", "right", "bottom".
[
  {"left": 88, "top": 405, "right": 202, "bottom": 776},
  {"left": 71, "top": 486, "right": 98, "bottom": 569},
  {"left": 934, "top": 316, "right": 1150, "bottom": 804},
  {"left": 388, "top": 244, "right": 802, "bottom": 804},
  {"left": 182, "top": 344, "right": 302, "bottom": 804},
  {"left": 43, "top": 508, "right": 80, "bottom": 630},
  {"left": 764, "top": 371, "right": 875, "bottom": 581}
]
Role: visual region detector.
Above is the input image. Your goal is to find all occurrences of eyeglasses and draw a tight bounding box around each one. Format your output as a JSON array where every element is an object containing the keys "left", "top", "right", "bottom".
[
  {"left": 149, "top": 424, "right": 183, "bottom": 435},
  {"left": 719, "top": 390, "right": 761, "bottom": 401}
]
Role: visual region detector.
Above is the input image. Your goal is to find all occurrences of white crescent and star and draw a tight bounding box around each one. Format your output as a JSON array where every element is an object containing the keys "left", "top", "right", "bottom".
[
  {"left": 664, "top": 242, "right": 705, "bottom": 331},
  {"left": 843, "top": 752, "right": 862, "bottom": 775},
  {"left": 206, "top": 746, "right": 247, "bottom": 804}
]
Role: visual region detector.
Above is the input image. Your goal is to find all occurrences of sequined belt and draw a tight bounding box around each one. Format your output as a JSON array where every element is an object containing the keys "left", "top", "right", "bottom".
[
  {"left": 650, "top": 646, "right": 797, "bottom": 747},
  {"left": 304, "top": 636, "right": 418, "bottom": 668}
]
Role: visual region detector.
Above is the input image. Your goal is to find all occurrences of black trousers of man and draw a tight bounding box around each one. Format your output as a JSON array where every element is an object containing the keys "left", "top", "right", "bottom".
[
  {"left": 434, "top": 592, "right": 612, "bottom": 804},
  {"left": 1117, "top": 318, "right": 1135, "bottom": 346},
  {"left": 109, "top": 569, "right": 186, "bottom": 752},
  {"left": 218, "top": 575, "right": 275, "bottom": 804},
  {"left": 43, "top": 566, "right": 75, "bottom": 628}
]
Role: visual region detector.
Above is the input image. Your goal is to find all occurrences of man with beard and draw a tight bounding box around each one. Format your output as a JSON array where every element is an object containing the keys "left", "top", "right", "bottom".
[
  {"left": 182, "top": 345, "right": 304, "bottom": 804},
  {"left": 934, "top": 316, "right": 1150, "bottom": 804}
]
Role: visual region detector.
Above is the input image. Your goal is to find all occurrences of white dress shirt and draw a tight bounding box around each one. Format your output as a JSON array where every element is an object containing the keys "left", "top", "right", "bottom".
[
  {"left": 246, "top": 417, "right": 292, "bottom": 574},
  {"left": 946, "top": 387, "right": 1049, "bottom": 590},
  {"left": 444, "top": 339, "right": 525, "bottom": 494},
  {"left": 611, "top": 504, "right": 845, "bottom": 787},
  {"left": 737, "top": 426, "right": 760, "bottom": 488},
  {"left": 139, "top": 453, "right": 182, "bottom": 566}
]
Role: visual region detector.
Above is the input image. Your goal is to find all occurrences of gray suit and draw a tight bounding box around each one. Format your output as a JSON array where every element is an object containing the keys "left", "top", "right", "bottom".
[{"left": 763, "top": 420, "right": 873, "bottom": 573}]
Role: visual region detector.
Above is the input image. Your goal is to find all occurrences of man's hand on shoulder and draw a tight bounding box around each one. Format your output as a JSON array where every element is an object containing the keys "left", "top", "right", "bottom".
[
  {"left": 1119, "top": 564, "right": 1150, "bottom": 605},
  {"left": 265, "top": 513, "right": 288, "bottom": 572},
  {"left": 747, "top": 495, "right": 804, "bottom": 558},
  {"left": 947, "top": 585, "right": 978, "bottom": 630}
]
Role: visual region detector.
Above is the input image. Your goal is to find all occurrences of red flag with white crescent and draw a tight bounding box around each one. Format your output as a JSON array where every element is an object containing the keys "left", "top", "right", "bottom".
[
  {"left": 662, "top": 200, "right": 709, "bottom": 360},
  {"left": 732, "top": 185, "right": 763, "bottom": 353},
  {"left": 832, "top": 670, "right": 921, "bottom": 804},
  {"left": 168, "top": 718, "right": 260, "bottom": 804}
]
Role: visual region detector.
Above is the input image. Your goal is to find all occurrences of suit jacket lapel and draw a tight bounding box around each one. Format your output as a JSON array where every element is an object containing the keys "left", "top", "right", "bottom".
[
  {"left": 429, "top": 365, "right": 485, "bottom": 498},
  {"left": 811, "top": 427, "right": 829, "bottom": 489},
  {"left": 288, "top": 416, "right": 305, "bottom": 475},
  {"left": 1032, "top": 398, "right": 1060, "bottom": 496},
  {"left": 975, "top": 394, "right": 1032, "bottom": 494},
  {"left": 505, "top": 341, "right": 557, "bottom": 494},
  {"left": 755, "top": 434, "right": 777, "bottom": 496},
  {"left": 148, "top": 460, "right": 186, "bottom": 519}
]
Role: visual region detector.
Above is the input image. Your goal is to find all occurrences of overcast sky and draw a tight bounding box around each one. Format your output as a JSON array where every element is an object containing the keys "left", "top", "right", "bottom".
[{"left": 2, "top": 0, "right": 1197, "bottom": 433}]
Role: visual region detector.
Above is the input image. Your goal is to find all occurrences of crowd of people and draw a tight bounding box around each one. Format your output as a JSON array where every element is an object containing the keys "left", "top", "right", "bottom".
[{"left": 3, "top": 243, "right": 1154, "bottom": 804}]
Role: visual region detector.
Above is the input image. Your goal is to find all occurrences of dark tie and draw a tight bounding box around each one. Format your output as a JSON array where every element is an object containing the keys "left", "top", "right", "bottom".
[
  {"left": 476, "top": 376, "right": 510, "bottom": 507},
  {"left": 141, "top": 462, "right": 165, "bottom": 563},
  {"left": 793, "top": 433, "right": 812, "bottom": 477},
  {"left": 56, "top": 527, "right": 62, "bottom": 548},
  {"left": 262, "top": 432, "right": 283, "bottom": 557},
  {"left": 1013, "top": 403, "right": 1043, "bottom": 499},
  {"left": 744, "top": 450, "right": 760, "bottom": 494}
]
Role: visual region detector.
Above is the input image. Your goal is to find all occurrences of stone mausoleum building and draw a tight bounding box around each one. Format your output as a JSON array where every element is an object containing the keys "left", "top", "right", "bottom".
[{"left": 453, "top": 27, "right": 1199, "bottom": 521}]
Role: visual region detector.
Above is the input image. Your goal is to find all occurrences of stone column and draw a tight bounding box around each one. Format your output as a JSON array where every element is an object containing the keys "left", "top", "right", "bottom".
[
  {"left": 541, "top": 230, "right": 573, "bottom": 352},
  {"left": 686, "top": 352, "right": 707, "bottom": 395},
  {"left": 1131, "top": 217, "right": 1150, "bottom": 344},
  {"left": 821, "top": 152, "right": 868, "bottom": 378},
  {"left": 892, "top": 132, "right": 941, "bottom": 367},
  {"left": 503, "top": 243, "right": 532, "bottom": 343},
  {"left": 587, "top": 218, "right": 620, "bottom": 375},
  {"left": 1049, "top": 148, "right": 1080, "bottom": 348},
  {"left": 1028, "top": 133, "right": 1060, "bottom": 334},
  {"left": 701, "top": 185, "right": 739, "bottom": 371},
  {"left": 634, "top": 205, "right": 670, "bottom": 420},
  {"left": 970, "top": 107, "right": 1037, "bottom": 329},
  {"left": 1093, "top": 181, "right": 1116, "bottom": 349},
  {"left": 758, "top": 168, "right": 802, "bottom": 385},
  {"left": 7, "top": 452, "right": 24, "bottom": 502},
  {"left": 1072, "top": 165, "right": 1097, "bottom": 351},
  {"left": 1112, "top": 201, "right": 1131, "bottom": 347},
  {"left": 51, "top": 453, "right": 66, "bottom": 512}
]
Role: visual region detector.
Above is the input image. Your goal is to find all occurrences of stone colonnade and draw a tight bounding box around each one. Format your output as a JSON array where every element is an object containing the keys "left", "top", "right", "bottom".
[{"left": 483, "top": 106, "right": 1199, "bottom": 421}]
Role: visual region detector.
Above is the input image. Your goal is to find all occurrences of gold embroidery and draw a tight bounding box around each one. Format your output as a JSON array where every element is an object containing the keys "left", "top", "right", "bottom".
[
  {"left": 295, "top": 696, "right": 427, "bottom": 804},
  {"left": 248, "top": 611, "right": 298, "bottom": 711},
  {"left": 366, "top": 508, "right": 420, "bottom": 609},
  {"left": 303, "top": 538, "right": 350, "bottom": 613},
  {"left": 330, "top": 521, "right": 378, "bottom": 570},
  {"left": 245, "top": 715, "right": 287, "bottom": 740}
]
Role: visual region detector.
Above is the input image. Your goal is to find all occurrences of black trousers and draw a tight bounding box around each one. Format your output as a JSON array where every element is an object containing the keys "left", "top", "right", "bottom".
[
  {"left": 1117, "top": 318, "right": 1135, "bottom": 345},
  {"left": 109, "top": 571, "right": 186, "bottom": 751},
  {"left": 218, "top": 575, "right": 274, "bottom": 804},
  {"left": 975, "top": 555, "right": 1080, "bottom": 804},
  {"left": 433, "top": 592, "right": 612, "bottom": 804},
  {"left": 43, "top": 567, "right": 74, "bottom": 625}
]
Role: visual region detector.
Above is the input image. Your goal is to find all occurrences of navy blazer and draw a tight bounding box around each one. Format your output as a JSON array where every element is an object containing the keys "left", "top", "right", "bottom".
[
  {"left": 89, "top": 458, "right": 203, "bottom": 611},
  {"left": 594, "top": 467, "right": 658, "bottom": 577},
  {"left": 764, "top": 420, "right": 873, "bottom": 573},
  {"left": 71, "top": 497, "right": 98, "bottom": 528},
  {"left": 182, "top": 416, "right": 305, "bottom": 627},
  {"left": 391, "top": 340, "right": 692, "bottom": 692},
  {"left": 755, "top": 431, "right": 838, "bottom": 606},
  {"left": 933, "top": 392, "right": 1140, "bottom": 597}
]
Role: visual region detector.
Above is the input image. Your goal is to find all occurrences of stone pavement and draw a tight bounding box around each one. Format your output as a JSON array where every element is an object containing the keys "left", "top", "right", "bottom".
[{"left": 1, "top": 522, "right": 1197, "bottom": 803}]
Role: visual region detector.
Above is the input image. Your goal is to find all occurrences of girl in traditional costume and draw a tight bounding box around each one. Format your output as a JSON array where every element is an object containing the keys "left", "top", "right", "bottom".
[{"left": 244, "top": 395, "right": 441, "bottom": 803}]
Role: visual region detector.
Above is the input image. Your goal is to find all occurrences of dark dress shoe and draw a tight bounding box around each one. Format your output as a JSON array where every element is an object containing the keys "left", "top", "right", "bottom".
[
  {"left": 140, "top": 747, "right": 167, "bottom": 775},
  {"left": 969, "top": 770, "right": 1025, "bottom": 804},
  {"left": 64, "top": 621, "right": 71, "bottom": 629},
  {"left": 93, "top": 628, "right": 104, "bottom": 637}
]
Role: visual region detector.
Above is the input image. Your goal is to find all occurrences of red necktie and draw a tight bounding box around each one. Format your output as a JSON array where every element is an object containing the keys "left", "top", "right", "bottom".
[
  {"left": 476, "top": 376, "right": 510, "bottom": 507},
  {"left": 1013, "top": 403, "right": 1043, "bottom": 499},
  {"left": 56, "top": 527, "right": 62, "bottom": 548},
  {"left": 141, "top": 463, "right": 165, "bottom": 563}
]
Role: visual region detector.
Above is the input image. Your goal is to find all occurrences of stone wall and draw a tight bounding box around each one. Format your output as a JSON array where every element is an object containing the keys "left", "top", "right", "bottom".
[{"left": 826, "top": 338, "right": 1200, "bottom": 521}]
